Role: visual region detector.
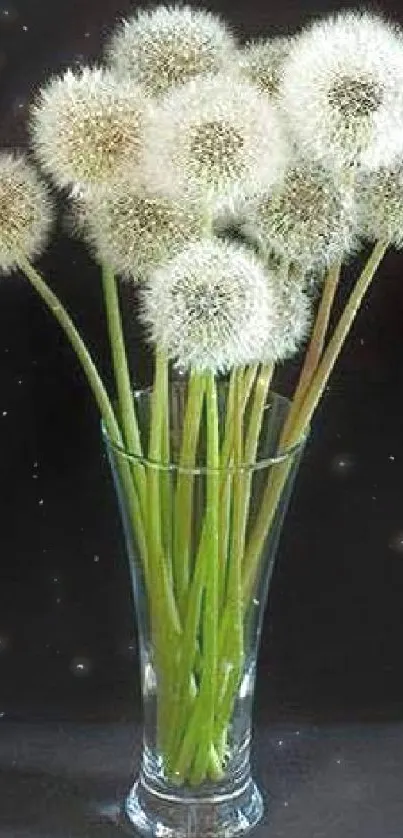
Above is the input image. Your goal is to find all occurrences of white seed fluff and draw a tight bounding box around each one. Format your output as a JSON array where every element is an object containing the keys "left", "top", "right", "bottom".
[
  {"left": 107, "top": 4, "right": 237, "bottom": 96},
  {"left": 142, "top": 74, "right": 288, "bottom": 200},
  {"left": 262, "top": 273, "right": 312, "bottom": 362},
  {"left": 83, "top": 182, "right": 204, "bottom": 279},
  {"left": 356, "top": 165, "right": 403, "bottom": 248},
  {"left": 279, "top": 11, "right": 403, "bottom": 172},
  {"left": 141, "top": 240, "right": 277, "bottom": 372},
  {"left": 238, "top": 37, "right": 291, "bottom": 98},
  {"left": 245, "top": 164, "right": 356, "bottom": 269},
  {"left": 0, "top": 153, "right": 53, "bottom": 274},
  {"left": 31, "top": 67, "right": 150, "bottom": 192}
]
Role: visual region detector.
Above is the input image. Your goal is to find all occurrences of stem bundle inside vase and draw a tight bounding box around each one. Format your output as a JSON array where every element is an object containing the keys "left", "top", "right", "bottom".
[{"left": 1, "top": 1, "right": 403, "bottom": 802}]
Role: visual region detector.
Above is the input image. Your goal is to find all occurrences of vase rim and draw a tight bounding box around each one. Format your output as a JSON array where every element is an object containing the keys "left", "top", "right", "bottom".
[{"left": 102, "top": 386, "right": 307, "bottom": 475}]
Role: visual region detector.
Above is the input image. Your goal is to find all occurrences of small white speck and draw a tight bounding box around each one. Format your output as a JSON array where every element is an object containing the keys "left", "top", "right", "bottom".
[
  {"left": 52, "top": 576, "right": 59, "bottom": 584},
  {"left": 283, "top": 801, "right": 289, "bottom": 808},
  {"left": 372, "top": 496, "right": 377, "bottom": 501},
  {"left": 84, "top": 31, "right": 90, "bottom": 38},
  {"left": 22, "top": 24, "right": 28, "bottom": 31},
  {"left": 38, "top": 499, "right": 44, "bottom": 506},
  {"left": 331, "top": 454, "right": 354, "bottom": 474},
  {"left": 69, "top": 656, "right": 92, "bottom": 676},
  {"left": 32, "top": 474, "right": 38, "bottom": 479},
  {"left": 0, "top": 712, "right": 5, "bottom": 719},
  {"left": 56, "top": 597, "right": 61, "bottom": 604},
  {"left": 360, "top": 338, "right": 365, "bottom": 345},
  {"left": 277, "top": 740, "right": 284, "bottom": 747},
  {"left": 389, "top": 455, "right": 395, "bottom": 462},
  {"left": 336, "top": 758, "right": 342, "bottom": 765},
  {"left": 295, "top": 730, "right": 300, "bottom": 736},
  {"left": 2, "top": 411, "right": 7, "bottom": 417},
  {"left": 17, "top": 379, "right": 22, "bottom": 385},
  {"left": 253, "top": 598, "right": 259, "bottom": 606},
  {"left": 93, "top": 554, "right": 100, "bottom": 563}
]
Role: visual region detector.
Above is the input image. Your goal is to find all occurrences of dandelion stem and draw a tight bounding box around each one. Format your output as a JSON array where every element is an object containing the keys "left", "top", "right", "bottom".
[
  {"left": 243, "top": 239, "right": 389, "bottom": 603},
  {"left": 101, "top": 263, "right": 146, "bottom": 508},
  {"left": 18, "top": 256, "right": 149, "bottom": 580},
  {"left": 173, "top": 371, "right": 205, "bottom": 621},
  {"left": 281, "top": 260, "right": 341, "bottom": 446}
]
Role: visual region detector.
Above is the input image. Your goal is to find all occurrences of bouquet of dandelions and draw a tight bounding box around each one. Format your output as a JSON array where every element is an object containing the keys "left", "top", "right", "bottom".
[{"left": 3, "top": 5, "right": 403, "bottom": 788}]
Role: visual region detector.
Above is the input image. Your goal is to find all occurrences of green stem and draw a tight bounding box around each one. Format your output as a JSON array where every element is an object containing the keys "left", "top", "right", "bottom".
[
  {"left": 218, "top": 365, "right": 257, "bottom": 609},
  {"left": 213, "top": 365, "right": 274, "bottom": 743},
  {"left": 280, "top": 261, "right": 341, "bottom": 447},
  {"left": 244, "top": 364, "right": 275, "bottom": 467},
  {"left": 101, "top": 263, "right": 146, "bottom": 506},
  {"left": 165, "top": 520, "right": 208, "bottom": 773},
  {"left": 148, "top": 350, "right": 182, "bottom": 752},
  {"left": 173, "top": 372, "right": 206, "bottom": 620},
  {"left": 173, "top": 372, "right": 220, "bottom": 784},
  {"left": 214, "top": 241, "right": 389, "bottom": 733},
  {"left": 287, "top": 240, "right": 388, "bottom": 446},
  {"left": 216, "top": 369, "right": 245, "bottom": 740},
  {"left": 189, "top": 371, "right": 220, "bottom": 784},
  {"left": 159, "top": 353, "right": 173, "bottom": 581},
  {"left": 20, "top": 258, "right": 121, "bottom": 447},
  {"left": 18, "top": 257, "right": 148, "bottom": 580},
  {"left": 218, "top": 369, "right": 236, "bottom": 611},
  {"left": 243, "top": 239, "right": 389, "bottom": 605},
  {"left": 219, "top": 366, "right": 257, "bottom": 472}
]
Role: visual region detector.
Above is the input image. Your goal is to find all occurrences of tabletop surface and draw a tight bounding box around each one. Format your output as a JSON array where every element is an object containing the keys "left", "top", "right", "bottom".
[{"left": 2, "top": 717, "right": 403, "bottom": 838}]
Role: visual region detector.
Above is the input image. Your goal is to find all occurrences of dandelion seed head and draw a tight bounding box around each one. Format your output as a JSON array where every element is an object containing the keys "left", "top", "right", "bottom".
[
  {"left": 356, "top": 164, "right": 403, "bottom": 248},
  {"left": 143, "top": 74, "right": 288, "bottom": 200},
  {"left": 141, "top": 239, "right": 277, "bottom": 372},
  {"left": 246, "top": 164, "right": 356, "bottom": 269},
  {"left": 262, "top": 272, "right": 312, "bottom": 362},
  {"left": 238, "top": 37, "right": 291, "bottom": 98},
  {"left": 279, "top": 11, "right": 403, "bottom": 172},
  {"left": 84, "top": 181, "right": 204, "bottom": 279},
  {"left": 107, "top": 4, "right": 237, "bottom": 96},
  {"left": 31, "top": 66, "right": 149, "bottom": 192},
  {"left": 0, "top": 153, "right": 53, "bottom": 274}
]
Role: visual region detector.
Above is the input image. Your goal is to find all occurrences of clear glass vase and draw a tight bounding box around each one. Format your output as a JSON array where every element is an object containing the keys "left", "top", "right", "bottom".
[{"left": 104, "top": 376, "right": 305, "bottom": 838}]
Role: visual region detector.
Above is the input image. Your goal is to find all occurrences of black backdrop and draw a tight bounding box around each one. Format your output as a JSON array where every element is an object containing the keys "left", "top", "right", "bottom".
[{"left": 1, "top": 0, "right": 403, "bottom": 729}]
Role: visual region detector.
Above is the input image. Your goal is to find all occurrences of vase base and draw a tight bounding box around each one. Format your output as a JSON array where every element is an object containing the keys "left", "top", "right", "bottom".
[{"left": 121, "top": 774, "right": 264, "bottom": 838}]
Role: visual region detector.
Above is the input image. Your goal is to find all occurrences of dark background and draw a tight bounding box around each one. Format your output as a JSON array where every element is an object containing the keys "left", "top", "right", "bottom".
[{"left": 1, "top": 0, "right": 403, "bottom": 834}]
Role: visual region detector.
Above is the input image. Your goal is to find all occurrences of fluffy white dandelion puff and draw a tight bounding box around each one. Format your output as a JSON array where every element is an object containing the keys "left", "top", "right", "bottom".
[
  {"left": 107, "top": 4, "right": 237, "bottom": 96},
  {"left": 356, "top": 164, "right": 403, "bottom": 248},
  {"left": 83, "top": 181, "right": 205, "bottom": 279},
  {"left": 0, "top": 153, "right": 53, "bottom": 274},
  {"left": 141, "top": 239, "right": 278, "bottom": 372},
  {"left": 262, "top": 272, "right": 312, "bottom": 362},
  {"left": 31, "top": 66, "right": 150, "bottom": 192},
  {"left": 245, "top": 164, "right": 356, "bottom": 269},
  {"left": 143, "top": 74, "right": 288, "bottom": 200},
  {"left": 238, "top": 37, "right": 291, "bottom": 98},
  {"left": 279, "top": 11, "right": 403, "bottom": 172}
]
